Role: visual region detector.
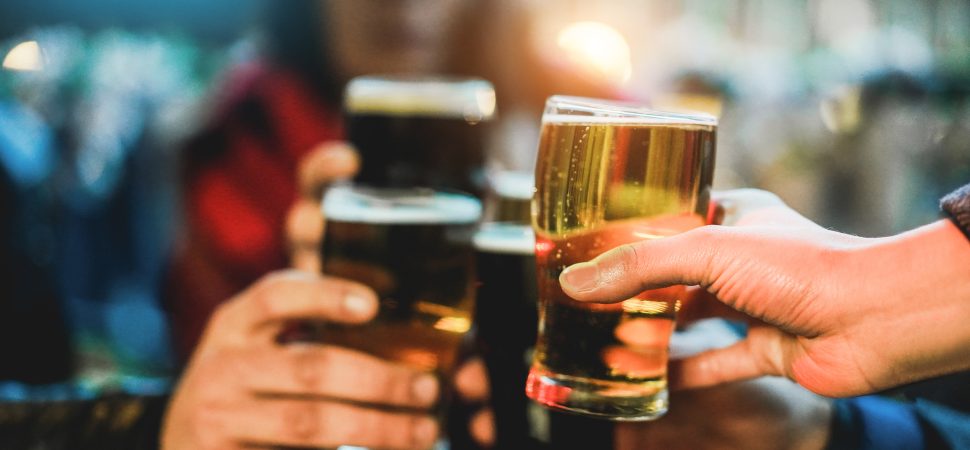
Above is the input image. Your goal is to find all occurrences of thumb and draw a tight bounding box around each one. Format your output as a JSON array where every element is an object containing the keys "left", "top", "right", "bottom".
[
  {"left": 559, "top": 226, "right": 722, "bottom": 304},
  {"left": 298, "top": 141, "right": 360, "bottom": 200}
]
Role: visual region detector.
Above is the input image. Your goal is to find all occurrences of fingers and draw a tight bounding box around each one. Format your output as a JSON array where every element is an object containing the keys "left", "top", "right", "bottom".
[
  {"left": 288, "top": 141, "right": 359, "bottom": 272},
  {"left": 286, "top": 198, "right": 324, "bottom": 272},
  {"left": 298, "top": 141, "right": 359, "bottom": 200},
  {"left": 238, "top": 345, "right": 439, "bottom": 409},
  {"left": 559, "top": 227, "right": 721, "bottom": 304},
  {"left": 713, "top": 189, "right": 818, "bottom": 228},
  {"left": 669, "top": 319, "right": 743, "bottom": 359},
  {"left": 678, "top": 286, "right": 749, "bottom": 324},
  {"left": 225, "top": 396, "right": 437, "bottom": 450},
  {"left": 215, "top": 271, "right": 378, "bottom": 342},
  {"left": 454, "top": 358, "right": 489, "bottom": 403},
  {"left": 668, "top": 326, "right": 796, "bottom": 391},
  {"left": 470, "top": 408, "right": 495, "bottom": 448}
]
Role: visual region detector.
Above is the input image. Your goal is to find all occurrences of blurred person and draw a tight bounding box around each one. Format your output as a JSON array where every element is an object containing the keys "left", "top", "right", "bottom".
[
  {"left": 166, "top": 0, "right": 485, "bottom": 359},
  {"left": 163, "top": 1, "right": 498, "bottom": 448}
]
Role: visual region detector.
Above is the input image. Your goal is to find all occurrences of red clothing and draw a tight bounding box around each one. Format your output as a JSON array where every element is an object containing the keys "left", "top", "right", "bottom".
[{"left": 167, "top": 62, "right": 343, "bottom": 358}]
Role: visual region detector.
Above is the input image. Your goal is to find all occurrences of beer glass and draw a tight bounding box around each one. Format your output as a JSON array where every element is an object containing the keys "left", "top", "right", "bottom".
[
  {"left": 473, "top": 223, "right": 544, "bottom": 448},
  {"left": 487, "top": 170, "right": 534, "bottom": 224},
  {"left": 321, "top": 185, "right": 481, "bottom": 377},
  {"left": 526, "top": 96, "right": 716, "bottom": 420},
  {"left": 345, "top": 76, "right": 496, "bottom": 198}
]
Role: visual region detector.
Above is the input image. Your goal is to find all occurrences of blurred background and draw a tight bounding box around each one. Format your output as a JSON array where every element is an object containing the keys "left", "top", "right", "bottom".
[{"left": 0, "top": 0, "right": 967, "bottom": 398}]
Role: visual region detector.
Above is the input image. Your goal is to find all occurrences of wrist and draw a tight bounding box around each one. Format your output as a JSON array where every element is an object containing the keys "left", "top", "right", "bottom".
[{"left": 876, "top": 220, "right": 970, "bottom": 384}]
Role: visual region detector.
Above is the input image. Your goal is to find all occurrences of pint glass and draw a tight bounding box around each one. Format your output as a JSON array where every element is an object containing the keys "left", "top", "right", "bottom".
[
  {"left": 526, "top": 96, "right": 716, "bottom": 420},
  {"left": 345, "top": 76, "right": 496, "bottom": 198},
  {"left": 473, "top": 223, "right": 543, "bottom": 448},
  {"left": 321, "top": 185, "right": 481, "bottom": 376}
]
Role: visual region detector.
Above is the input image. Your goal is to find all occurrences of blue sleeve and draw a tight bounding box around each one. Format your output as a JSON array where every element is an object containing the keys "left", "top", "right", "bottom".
[
  {"left": 827, "top": 395, "right": 970, "bottom": 450},
  {"left": 913, "top": 399, "right": 970, "bottom": 449},
  {"left": 826, "top": 396, "right": 923, "bottom": 450}
]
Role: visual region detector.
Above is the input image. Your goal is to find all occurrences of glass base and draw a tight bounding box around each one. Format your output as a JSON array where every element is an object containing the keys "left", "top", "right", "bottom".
[{"left": 525, "top": 367, "right": 668, "bottom": 421}]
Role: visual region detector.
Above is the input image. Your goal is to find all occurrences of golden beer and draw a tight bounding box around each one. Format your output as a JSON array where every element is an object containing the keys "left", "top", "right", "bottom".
[
  {"left": 321, "top": 186, "right": 481, "bottom": 375},
  {"left": 526, "top": 96, "right": 716, "bottom": 420}
]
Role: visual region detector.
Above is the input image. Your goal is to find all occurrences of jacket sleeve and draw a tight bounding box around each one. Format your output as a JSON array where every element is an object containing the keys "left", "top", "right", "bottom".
[
  {"left": 826, "top": 395, "right": 970, "bottom": 450},
  {"left": 941, "top": 182, "right": 970, "bottom": 242}
]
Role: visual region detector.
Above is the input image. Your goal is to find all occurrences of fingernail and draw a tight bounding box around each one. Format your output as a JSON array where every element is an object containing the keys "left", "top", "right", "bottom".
[
  {"left": 560, "top": 262, "right": 600, "bottom": 293},
  {"left": 411, "top": 373, "right": 439, "bottom": 406},
  {"left": 412, "top": 416, "right": 438, "bottom": 448},
  {"left": 343, "top": 293, "right": 372, "bottom": 318}
]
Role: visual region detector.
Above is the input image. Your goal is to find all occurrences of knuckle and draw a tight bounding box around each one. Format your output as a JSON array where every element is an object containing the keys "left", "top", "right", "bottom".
[
  {"left": 338, "top": 408, "right": 374, "bottom": 445},
  {"left": 291, "top": 347, "right": 327, "bottom": 392},
  {"left": 281, "top": 401, "right": 324, "bottom": 442},
  {"left": 208, "top": 301, "right": 234, "bottom": 330},
  {"left": 251, "top": 272, "right": 300, "bottom": 319},
  {"left": 354, "top": 355, "right": 400, "bottom": 402},
  {"left": 621, "top": 243, "right": 643, "bottom": 271},
  {"left": 319, "top": 275, "right": 352, "bottom": 298}
]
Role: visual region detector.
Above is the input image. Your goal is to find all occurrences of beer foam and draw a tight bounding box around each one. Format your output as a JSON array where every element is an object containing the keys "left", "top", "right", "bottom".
[
  {"left": 490, "top": 170, "right": 534, "bottom": 200},
  {"left": 473, "top": 223, "right": 535, "bottom": 254},
  {"left": 323, "top": 186, "right": 482, "bottom": 224},
  {"left": 542, "top": 114, "right": 716, "bottom": 127},
  {"left": 543, "top": 95, "right": 717, "bottom": 127},
  {"left": 345, "top": 76, "right": 496, "bottom": 120}
]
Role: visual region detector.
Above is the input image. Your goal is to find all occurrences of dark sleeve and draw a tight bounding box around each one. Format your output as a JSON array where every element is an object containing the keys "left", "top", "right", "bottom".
[
  {"left": 0, "top": 395, "right": 168, "bottom": 450},
  {"left": 941, "top": 182, "right": 970, "bottom": 241},
  {"left": 826, "top": 395, "right": 970, "bottom": 450}
]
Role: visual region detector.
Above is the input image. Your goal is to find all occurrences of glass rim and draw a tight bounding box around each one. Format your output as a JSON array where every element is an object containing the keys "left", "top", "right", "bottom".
[
  {"left": 345, "top": 75, "right": 496, "bottom": 120},
  {"left": 473, "top": 222, "right": 535, "bottom": 255},
  {"left": 322, "top": 184, "right": 482, "bottom": 225},
  {"left": 543, "top": 95, "right": 717, "bottom": 126}
]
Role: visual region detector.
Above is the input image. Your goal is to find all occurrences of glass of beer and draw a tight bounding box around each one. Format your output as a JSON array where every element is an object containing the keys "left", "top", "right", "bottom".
[
  {"left": 345, "top": 76, "right": 496, "bottom": 198},
  {"left": 487, "top": 170, "right": 534, "bottom": 225},
  {"left": 526, "top": 96, "right": 716, "bottom": 420},
  {"left": 320, "top": 185, "right": 481, "bottom": 377},
  {"left": 473, "top": 222, "right": 544, "bottom": 448}
]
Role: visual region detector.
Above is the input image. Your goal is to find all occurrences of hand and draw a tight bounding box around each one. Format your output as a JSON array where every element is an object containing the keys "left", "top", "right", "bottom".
[
  {"left": 161, "top": 271, "right": 440, "bottom": 449},
  {"left": 616, "top": 320, "right": 833, "bottom": 450},
  {"left": 283, "top": 140, "right": 497, "bottom": 445},
  {"left": 560, "top": 189, "right": 970, "bottom": 397}
]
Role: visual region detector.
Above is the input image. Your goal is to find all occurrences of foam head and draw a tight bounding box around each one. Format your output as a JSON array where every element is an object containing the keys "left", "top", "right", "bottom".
[
  {"left": 345, "top": 76, "right": 497, "bottom": 121},
  {"left": 490, "top": 171, "right": 535, "bottom": 201},
  {"left": 473, "top": 223, "right": 536, "bottom": 255},
  {"left": 323, "top": 185, "right": 482, "bottom": 225},
  {"left": 543, "top": 95, "right": 717, "bottom": 128}
]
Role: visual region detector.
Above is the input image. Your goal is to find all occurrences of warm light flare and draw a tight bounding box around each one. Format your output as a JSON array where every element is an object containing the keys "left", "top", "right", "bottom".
[
  {"left": 433, "top": 316, "right": 472, "bottom": 334},
  {"left": 3, "top": 41, "right": 43, "bottom": 72},
  {"left": 557, "top": 22, "right": 632, "bottom": 86}
]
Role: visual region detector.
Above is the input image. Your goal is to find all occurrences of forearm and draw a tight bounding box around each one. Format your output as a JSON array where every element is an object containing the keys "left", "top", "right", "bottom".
[{"left": 872, "top": 219, "right": 970, "bottom": 386}]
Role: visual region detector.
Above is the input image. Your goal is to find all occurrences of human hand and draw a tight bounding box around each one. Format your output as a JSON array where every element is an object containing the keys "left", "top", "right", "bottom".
[
  {"left": 616, "top": 320, "right": 833, "bottom": 450},
  {"left": 560, "top": 189, "right": 970, "bottom": 397},
  {"left": 160, "top": 270, "right": 440, "bottom": 449},
  {"left": 282, "top": 140, "right": 497, "bottom": 445}
]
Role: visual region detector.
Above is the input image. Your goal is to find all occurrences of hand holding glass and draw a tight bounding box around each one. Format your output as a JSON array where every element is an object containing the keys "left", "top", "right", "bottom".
[{"left": 526, "top": 96, "right": 716, "bottom": 420}]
